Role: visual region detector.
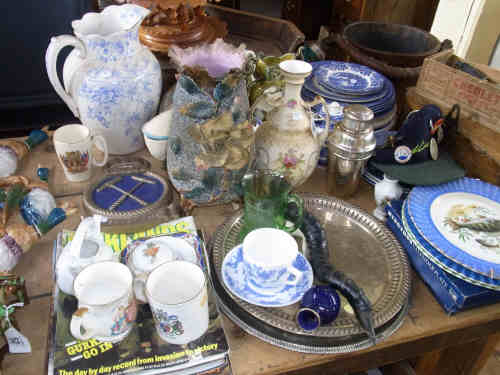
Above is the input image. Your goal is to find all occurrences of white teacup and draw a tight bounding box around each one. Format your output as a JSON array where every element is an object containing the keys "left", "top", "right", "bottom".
[
  {"left": 70, "top": 261, "right": 137, "bottom": 343},
  {"left": 145, "top": 260, "right": 208, "bottom": 345},
  {"left": 54, "top": 124, "right": 108, "bottom": 182},
  {"left": 242, "top": 228, "right": 302, "bottom": 294},
  {"left": 142, "top": 110, "right": 171, "bottom": 161}
]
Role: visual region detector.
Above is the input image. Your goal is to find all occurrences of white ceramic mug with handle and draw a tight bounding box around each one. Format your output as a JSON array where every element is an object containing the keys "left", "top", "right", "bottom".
[
  {"left": 53, "top": 124, "right": 108, "bottom": 182},
  {"left": 70, "top": 261, "right": 137, "bottom": 343},
  {"left": 145, "top": 260, "right": 208, "bottom": 345}
]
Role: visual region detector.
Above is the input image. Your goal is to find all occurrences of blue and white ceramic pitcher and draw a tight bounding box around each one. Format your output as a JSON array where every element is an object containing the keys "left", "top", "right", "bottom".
[{"left": 45, "top": 4, "right": 162, "bottom": 155}]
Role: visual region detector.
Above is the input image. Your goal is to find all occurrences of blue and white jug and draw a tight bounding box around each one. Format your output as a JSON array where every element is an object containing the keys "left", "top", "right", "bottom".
[{"left": 45, "top": 4, "right": 162, "bottom": 155}]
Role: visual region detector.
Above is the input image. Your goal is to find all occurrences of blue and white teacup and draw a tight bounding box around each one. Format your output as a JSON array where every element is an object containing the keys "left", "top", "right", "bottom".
[{"left": 242, "top": 228, "right": 303, "bottom": 294}]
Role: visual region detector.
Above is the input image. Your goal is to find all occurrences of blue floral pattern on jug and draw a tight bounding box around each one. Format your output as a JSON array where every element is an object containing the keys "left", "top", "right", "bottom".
[{"left": 49, "top": 4, "right": 162, "bottom": 154}]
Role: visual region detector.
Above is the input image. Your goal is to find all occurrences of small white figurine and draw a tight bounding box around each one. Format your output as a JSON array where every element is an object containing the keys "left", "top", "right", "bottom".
[{"left": 373, "top": 174, "right": 403, "bottom": 221}]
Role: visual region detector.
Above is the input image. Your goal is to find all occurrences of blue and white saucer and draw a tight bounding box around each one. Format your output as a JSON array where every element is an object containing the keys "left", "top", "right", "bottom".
[
  {"left": 221, "top": 245, "right": 314, "bottom": 307},
  {"left": 313, "top": 61, "right": 385, "bottom": 95}
]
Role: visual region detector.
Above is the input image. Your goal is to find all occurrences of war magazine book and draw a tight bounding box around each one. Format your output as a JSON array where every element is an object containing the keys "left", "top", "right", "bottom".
[{"left": 47, "top": 217, "right": 231, "bottom": 375}]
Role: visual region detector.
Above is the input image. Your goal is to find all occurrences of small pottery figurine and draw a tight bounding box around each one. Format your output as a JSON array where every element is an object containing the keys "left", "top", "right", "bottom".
[
  {"left": 251, "top": 60, "right": 329, "bottom": 187},
  {"left": 56, "top": 215, "right": 117, "bottom": 295},
  {"left": 166, "top": 39, "right": 255, "bottom": 207},
  {"left": 296, "top": 285, "right": 340, "bottom": 331},
  {"left": 0, "top": 130, "right": 48, "bottom": 178},
  {"left": 45, "top": 4, "right": 162, "bottom": 155},
  {"left": 0, "top": 176, "right": 73, "bottom": 271},
  {"left": 373, "top": 174, "right": 403, "bottom": 221}
]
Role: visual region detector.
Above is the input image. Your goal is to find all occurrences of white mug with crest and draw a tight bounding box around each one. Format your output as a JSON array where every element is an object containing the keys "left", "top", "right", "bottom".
[
  {"left": 53, "top": 124, "right": 108, "bottom": 182},
  {"left": 145, "top": 260, "right": 208, "bottom": 345},
  {"left": 70, "top": 261, "right": 137, "bottom": 343}
]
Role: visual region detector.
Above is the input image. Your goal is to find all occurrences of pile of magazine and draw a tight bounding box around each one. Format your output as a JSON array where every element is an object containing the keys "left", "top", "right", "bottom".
[
  {"left": 47, "top": 217, "right": 231, "bottom": 375},
  {"left": 386, "top": 178, "right": 500, "bottom": 315}
]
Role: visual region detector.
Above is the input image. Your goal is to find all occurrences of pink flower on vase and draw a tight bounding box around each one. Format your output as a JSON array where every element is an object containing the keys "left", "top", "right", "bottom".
[
  {"left": 283, "top": 154, "right": 297, "bottom": 169},
  {"left": 286, "top": 99, "right": 298, "bottom": 108}
]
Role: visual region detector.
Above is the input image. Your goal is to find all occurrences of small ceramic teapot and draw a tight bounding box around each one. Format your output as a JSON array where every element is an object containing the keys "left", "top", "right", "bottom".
[
  {"left": 56, "top": 215, "right": 117, "bottom": 295},
  {"left": 251, "top": 60, "right": 329, "bottom": 187}
]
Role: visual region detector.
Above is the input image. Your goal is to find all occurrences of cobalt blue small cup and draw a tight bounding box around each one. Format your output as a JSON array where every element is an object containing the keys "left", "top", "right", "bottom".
[{"left": 296, "top": 285, "right": 340, "bottom": 331}]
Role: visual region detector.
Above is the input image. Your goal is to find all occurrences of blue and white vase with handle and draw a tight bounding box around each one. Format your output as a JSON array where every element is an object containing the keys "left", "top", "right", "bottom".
[{"left": 45, "top": 4, "right": 162, "bottom": 155}]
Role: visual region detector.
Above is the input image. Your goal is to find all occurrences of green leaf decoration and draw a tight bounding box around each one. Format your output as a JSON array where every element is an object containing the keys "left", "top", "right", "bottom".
[
  {"left": 6, "top": 184, "right": 28, "bottom": 210},
  {"left": 180, "top": 101, "right": 216, "bottom": 120},
  {"left": 178, "top": 75, "right": 205, "bottom": 96},
  {"left": 214, "top": 82, "right": 234, "bottom": 104},
  {"left": 201, "top": 168, "right": 219, "bottom": 190},
  {"left": 184, "top": 187, "right": 205, "bottom": 200},
  {"left": 170, "top": 137, "right": 182, "bottom": 155}
]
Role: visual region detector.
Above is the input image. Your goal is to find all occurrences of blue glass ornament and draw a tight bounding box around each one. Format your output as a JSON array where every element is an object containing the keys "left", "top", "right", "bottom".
[
  {"left": 24, "top": 130, "right": 48, "bottom": 151},
  {"left": 296, "top": 285, "right": 341, "bottom": 331},
  {"left": 37, "top": 167, "right": 50, "bottom": 182}
]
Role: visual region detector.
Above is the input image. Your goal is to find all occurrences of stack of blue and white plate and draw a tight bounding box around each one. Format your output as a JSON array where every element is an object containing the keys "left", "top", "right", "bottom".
[{"left": 302, "top": 61, "right": 397, "bottom": 166}]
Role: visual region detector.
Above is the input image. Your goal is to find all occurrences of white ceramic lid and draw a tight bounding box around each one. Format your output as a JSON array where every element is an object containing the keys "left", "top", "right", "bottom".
[{"left": 132, "top": 239, "right": 176, "bottom": 272}]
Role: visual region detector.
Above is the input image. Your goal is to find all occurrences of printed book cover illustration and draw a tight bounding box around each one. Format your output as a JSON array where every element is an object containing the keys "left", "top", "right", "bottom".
[{"left": 47, "top": 217, "right": 230, "bottom": 375}]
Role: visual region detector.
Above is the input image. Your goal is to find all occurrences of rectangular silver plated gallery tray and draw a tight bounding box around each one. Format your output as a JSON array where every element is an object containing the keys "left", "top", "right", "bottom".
[{"left": 208, "top": 193, "right": 411, "bottom": 353}]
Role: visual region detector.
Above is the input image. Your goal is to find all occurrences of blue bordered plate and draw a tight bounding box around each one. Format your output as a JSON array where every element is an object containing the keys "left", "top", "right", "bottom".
[
  {"left": 221, "top": 245, "right": 313, "bottom": 307},
  {"left": 312, "top": 76, "right": 389, "bottom": 103},
  {"left": 313, "top": 61, "right": 385, "bottom": 95},
  {"left": 303, "top": 78, "right": 395, "bottom": 115},
  {"left": 407, "top": 178, "right": 500, "bottom": 282},
  {"left": 402, "top": 200, "right": 500, "bottom": 290}
]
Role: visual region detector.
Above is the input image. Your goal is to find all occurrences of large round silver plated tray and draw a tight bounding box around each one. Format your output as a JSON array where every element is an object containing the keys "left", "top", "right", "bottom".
[{"left": 209, "top": 193, "right": 410, "bottom": 349}]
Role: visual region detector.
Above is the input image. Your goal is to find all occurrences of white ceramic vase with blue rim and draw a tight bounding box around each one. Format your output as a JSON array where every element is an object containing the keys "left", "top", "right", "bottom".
[{"left": 46, "top": 4, "right": 162, "bottom": 155}]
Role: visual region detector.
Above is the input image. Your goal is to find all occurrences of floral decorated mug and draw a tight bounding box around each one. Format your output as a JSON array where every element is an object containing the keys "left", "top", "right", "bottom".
[{"left": 70, "top": 261, "right": 137, "bottom": 343}]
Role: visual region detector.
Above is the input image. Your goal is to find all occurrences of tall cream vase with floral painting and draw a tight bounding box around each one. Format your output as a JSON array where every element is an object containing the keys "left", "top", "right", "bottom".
[{"left": 252, "top": 60, "right": 329, "bottom": 187}]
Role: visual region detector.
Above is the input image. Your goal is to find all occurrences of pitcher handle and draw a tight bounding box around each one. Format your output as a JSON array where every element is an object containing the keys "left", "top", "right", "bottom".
[
  {"left": 45, "top": 35, "right": 86, "bottom": 119},
  {"left": 303, "top": 95, "right": 330, "bottom": 142},
  {"left": 92, "top": 134, "right": 109, "bottom": 167}
]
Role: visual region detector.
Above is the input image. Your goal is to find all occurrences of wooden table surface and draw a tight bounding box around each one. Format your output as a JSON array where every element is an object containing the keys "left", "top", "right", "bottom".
[{"left": 2, "top": 142, "right": 500, "bottom": 375}]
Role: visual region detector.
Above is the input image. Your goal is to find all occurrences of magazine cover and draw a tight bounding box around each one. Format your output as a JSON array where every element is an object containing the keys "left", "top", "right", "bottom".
[{"left": 47, "top": 217, "right": 231, "bottom": 375}]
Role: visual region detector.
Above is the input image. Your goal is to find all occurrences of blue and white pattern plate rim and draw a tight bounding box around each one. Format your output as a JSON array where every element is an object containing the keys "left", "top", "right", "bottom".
[
  {"left": 221, "top": 245, "right": 314, "bottom": 307},
  {"left": 402, "top": 200, "right": 500, "bottom": 290},
  {"left": 311, "top": 77, "right": 389, "bottom": 103},
  {"left": 312, "top": 61, "right": 385, "bottom": 95},
  {"left": 302, "top": 79, "right": 395, "bottom": 115},
  {"left": 407, "top": 177, "right": 500, "bottom": 281}
]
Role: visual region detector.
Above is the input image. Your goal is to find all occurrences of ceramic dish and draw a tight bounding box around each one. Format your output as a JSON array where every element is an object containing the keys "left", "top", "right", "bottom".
[
  {"left": 302, "top": 81, "right": 395, "bottom": 115},
  {"left": 407, "top": 178, "right": 500, "bottom": 282},
  {"left": 222, "top": 245, "right": 313, "bottom": 307},
  {"left": 312, "top": 77, "right": 389, "bottom": 103},
  {"left": 402, "top": 200, "right": 500, "bottom": 290},
  {"left": 312, "top": 61, "right": 385, "bottom": 95}
]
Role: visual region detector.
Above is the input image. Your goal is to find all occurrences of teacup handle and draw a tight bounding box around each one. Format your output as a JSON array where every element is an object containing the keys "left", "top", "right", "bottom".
[
  {"left": 92, "top": 134, "right": 108, "bottom": 167},
  {"left": 285, "top": 265, "right": 303, "bottom": 286},
  {"left": 70, "top": 306, "right": 94, "bottom": 341},
  {"left": 281, "top": 194, "right": 304, "bottom": 233}
]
